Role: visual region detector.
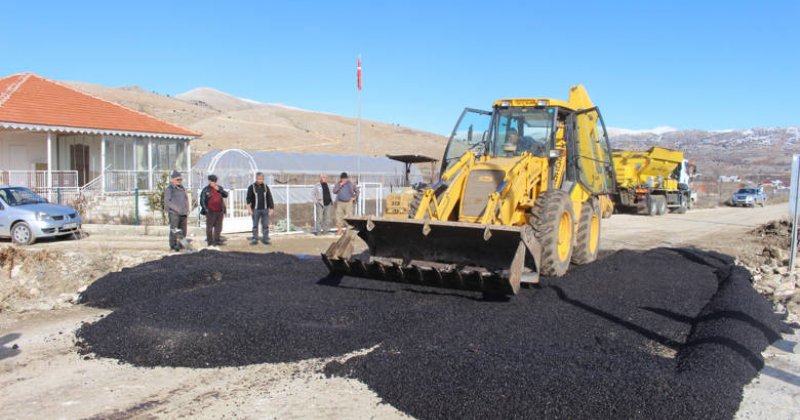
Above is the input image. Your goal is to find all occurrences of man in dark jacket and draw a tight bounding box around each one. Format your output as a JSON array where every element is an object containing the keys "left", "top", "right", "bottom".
[
  {"left": 199, "top": 174, "right": 229, "bottom": 246},
  {"left": 164, "top": 170, "right": 190, "bottom": 251},
  {"left": 246, "top": 172, "right": 274, "bottom": 245}
]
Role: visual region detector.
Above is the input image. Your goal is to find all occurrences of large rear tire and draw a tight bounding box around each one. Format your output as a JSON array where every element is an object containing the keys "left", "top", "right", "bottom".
[
  {"left": 655, "top": 196, "right": 668, "bottom": 215},
  {"left": 646, "top": 196, "right": 658, "bottom": 216},
  {"left": 572, "top": 199, "right": 601, "bottom": 265},
  {"left": 531, "top": 190, "right": 574, "bottom": 277}
]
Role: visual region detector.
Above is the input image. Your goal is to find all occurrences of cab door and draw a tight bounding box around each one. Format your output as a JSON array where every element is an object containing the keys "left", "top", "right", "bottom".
[
  {"left": 571, "top": 107, "right": 615, "bottom": 194},
  {"left": 440, "top": 108, "right": 493, "bottom": 177}
]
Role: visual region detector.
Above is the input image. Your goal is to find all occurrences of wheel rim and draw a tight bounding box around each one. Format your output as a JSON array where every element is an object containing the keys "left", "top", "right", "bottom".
[
  {"left": 13, "top": 225, "right": 30, "bottom": 243},
  {"left": 557, "top": 211, "right": 572, "bottom": 261},
  {"left": 589, "top": 213, "right": 600, "bottom": 254}
]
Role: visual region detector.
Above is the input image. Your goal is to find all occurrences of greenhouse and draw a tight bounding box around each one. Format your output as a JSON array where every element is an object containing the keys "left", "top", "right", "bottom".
[{"left": 191, "top": 149, "right": 422, "bottom": 190}]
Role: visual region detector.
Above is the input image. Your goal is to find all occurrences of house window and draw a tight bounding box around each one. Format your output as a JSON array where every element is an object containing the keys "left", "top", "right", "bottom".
[{"left": 152, "top": 140, "right": 188, "bottom": 172}]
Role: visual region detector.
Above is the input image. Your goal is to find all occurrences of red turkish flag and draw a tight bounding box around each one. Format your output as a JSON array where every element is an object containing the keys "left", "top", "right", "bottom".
[{"left": 357, "top": 56, "right": 362, "bottom": 91}]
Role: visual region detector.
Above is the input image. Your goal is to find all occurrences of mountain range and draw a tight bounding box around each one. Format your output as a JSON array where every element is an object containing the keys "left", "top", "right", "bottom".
[{"left": 65, "top": 81, "right": 797, "bottom": 181}]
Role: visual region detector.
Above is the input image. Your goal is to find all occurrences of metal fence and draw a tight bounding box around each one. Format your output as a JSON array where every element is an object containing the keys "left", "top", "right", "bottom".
[{"left": 201, "top": 182, "right": 392, "bottom": 234}]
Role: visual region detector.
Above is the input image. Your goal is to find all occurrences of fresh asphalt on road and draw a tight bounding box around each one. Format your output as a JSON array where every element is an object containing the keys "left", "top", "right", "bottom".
[{"left": 77, "top": 246, "right": 786, "bottom": 419}]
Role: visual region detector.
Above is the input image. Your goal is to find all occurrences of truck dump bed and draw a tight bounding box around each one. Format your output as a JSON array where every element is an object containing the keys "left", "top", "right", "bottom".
[{"left": 613, "top": 146, "right": 684, "bottom": 190}]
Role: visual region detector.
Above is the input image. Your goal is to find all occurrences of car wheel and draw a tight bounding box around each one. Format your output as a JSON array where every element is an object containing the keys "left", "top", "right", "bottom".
[{"left": 11, "top": 222, "right": 35, "bottom": 245}]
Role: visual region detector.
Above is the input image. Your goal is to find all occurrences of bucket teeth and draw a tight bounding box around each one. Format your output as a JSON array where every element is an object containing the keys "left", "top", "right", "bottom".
[{"left": 322, "top": 217, "right": 542, "bottom": 295}]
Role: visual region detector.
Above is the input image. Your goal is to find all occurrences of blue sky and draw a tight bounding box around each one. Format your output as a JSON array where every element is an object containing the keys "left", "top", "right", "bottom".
[{"left": 1, "top": 0, "right": 797, "bottom": 134}]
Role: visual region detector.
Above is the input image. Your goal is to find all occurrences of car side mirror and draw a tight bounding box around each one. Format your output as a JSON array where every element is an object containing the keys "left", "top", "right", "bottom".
[{"left": 548, "top": 149, "right": 563, "bottom": 159}]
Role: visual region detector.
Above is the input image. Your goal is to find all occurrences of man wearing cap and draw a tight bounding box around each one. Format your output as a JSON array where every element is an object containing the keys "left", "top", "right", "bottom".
[
  {"left": 311, "top": 174, "right": 332, "bottom": 235},
  {"left": 333, "top": 172, "right": 359, "bottom": 236},
  {"left": 246, "top": 172, "right": 274, "bottom": 245},
  {"left": 199, "top": 174, "right": 229, "bottom": 246},
  {"left": 164, "top": 170, "right": 190, "bottom": 251}
]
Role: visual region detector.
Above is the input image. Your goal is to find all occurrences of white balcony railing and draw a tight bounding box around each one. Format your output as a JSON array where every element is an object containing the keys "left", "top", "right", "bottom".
[{"left": 0, "top": 170, "right": 79, "bottom": 189}]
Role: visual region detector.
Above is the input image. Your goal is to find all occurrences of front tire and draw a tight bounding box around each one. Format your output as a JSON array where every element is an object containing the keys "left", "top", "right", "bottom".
[
  {"left": 11, "top": 222, "right": 35, "bottom": 245},
  {"left": 572, "top": 199, "right": 601, "bottom": 265},
  {"left": 531, "top": 190, "right": 574, "bottom": 277}
]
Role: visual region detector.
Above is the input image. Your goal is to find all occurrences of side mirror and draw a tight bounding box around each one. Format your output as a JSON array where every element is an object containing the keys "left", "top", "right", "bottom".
[{"left": 548, "top": 149, "right": 563, "bottom": 159}]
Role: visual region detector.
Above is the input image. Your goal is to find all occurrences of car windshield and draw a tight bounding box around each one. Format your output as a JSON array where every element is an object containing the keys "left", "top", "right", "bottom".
[
  {"left": 736, "top": 188, "right": 757, "bottom": 194},
  {"left": 0, "top": 187, "right": 48, "bottom": 206},
  {"left": 492, "top": 107, "right": 555, "bottom": 158}
]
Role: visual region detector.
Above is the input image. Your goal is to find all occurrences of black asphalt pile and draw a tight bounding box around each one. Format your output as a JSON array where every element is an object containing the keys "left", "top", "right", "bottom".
[{"left": 76, "top": 248, "right": 784, "bottom": 419}]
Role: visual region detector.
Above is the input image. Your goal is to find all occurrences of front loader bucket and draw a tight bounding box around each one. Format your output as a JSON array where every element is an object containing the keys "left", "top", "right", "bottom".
[{"left": 322, "top": 217, "right": 542, "bottom": 295}]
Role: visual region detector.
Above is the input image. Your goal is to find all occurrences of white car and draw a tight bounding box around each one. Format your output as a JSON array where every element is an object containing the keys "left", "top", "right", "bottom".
[{"left": 0, "top": 186, "right": 82, "bottom": 245}]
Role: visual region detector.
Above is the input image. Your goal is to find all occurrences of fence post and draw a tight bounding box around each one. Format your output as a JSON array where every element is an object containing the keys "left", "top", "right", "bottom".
[
  {"left": 313, "top": 196, "right": 318, "bottom": 233},
  {"left": 285, "top": 184, "right": 291, "bottom": 233},
  {"left": 56, "top": 187, "right": 61, "bottom": 205},
  {"left": 134, "top": 187, "right": 140, "bottom": 225}
]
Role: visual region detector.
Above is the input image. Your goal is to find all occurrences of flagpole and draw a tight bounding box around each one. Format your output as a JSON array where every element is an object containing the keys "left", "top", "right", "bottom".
[{"left": 356, "top": 54, "right": 362, "bottom": 185}]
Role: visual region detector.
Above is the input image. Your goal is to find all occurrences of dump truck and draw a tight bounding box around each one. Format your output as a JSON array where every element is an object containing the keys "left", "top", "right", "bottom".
[
  {"left": 612, "top": 147, "right": 695, "bottom": 215},
  {"left": 323, "top": 85, "right": 615, "bottom": 295}
]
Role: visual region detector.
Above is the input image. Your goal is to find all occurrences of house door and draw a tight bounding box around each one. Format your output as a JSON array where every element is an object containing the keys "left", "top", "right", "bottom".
[{"left": 70, "top": 144, "right": 90, "bottom": 186}]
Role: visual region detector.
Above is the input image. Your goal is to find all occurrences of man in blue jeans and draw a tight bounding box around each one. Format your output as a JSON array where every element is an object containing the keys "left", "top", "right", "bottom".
[{"left": 246, "top": 172, "right": 274, "bottom": 245}]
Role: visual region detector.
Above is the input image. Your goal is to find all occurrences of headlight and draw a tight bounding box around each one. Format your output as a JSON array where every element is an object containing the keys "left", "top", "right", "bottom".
[{"left": 35, "top": 212, "right": 53, "bottom": 221}]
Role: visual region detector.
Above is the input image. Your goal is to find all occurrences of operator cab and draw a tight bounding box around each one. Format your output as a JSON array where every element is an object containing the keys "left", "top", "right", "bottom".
[
  {"left": 495, "top": 108, "right": 553, "bottom": 158},
  {"left": 440, "top": 98, "right": 615, "bottom": 195}
]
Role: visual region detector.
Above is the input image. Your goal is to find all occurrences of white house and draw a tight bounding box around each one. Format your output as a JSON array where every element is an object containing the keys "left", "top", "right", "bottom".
[{"left": 0, "top": 73, "right": 200, "bottom": 196}]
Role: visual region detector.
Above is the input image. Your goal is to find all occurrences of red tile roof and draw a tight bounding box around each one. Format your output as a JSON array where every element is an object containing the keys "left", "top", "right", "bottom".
[{"left": 0, "top": 73, "right": 199, "bottom": 138}]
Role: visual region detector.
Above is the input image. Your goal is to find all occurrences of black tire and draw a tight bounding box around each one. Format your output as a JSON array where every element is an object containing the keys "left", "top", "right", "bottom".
[
  {"left": 646, "top": 196, "right": 658, "bottom": 216},
  {"left": 11, "top": 222, "right": 35, "bottom": 245},
  {"left": 530, "top": 190, "right": 575, "bottom": 277},
  {"left": 572, "top": 198, "right": 601, "bottom": 265},
  {"left": 655, "top": 196, "right": 667, "bottom": 215},
  {"left": 674, "top": 198, "right": 687, "bottom": 214}
]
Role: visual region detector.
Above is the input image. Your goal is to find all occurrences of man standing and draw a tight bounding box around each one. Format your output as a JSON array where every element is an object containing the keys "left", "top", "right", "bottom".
[
  {"left": 333, "top": 172, "right": 359, "bottom": 236},
  {"left": 246, "top": 172, "right": 274, "bottom": 245},
  {"left": 312, "top": 174, "right": 333, "bottom": 235},
  {"left": 164, "top": 170, "right": 190, "bottom": 252},
  {"left": 199, "top": 174, "right": 228, "bottom": 246}
]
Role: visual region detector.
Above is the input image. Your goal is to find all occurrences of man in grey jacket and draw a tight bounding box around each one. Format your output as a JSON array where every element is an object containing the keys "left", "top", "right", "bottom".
[
  {"left": 164, "top": 170, "right": 190, "bottom": 251},
  {"left": 311, "top": 174, "right": 332, "bottom": 235}
]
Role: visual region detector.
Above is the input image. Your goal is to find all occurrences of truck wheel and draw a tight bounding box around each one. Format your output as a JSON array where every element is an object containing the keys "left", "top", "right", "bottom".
[
  {"left": 11, "top": 222, "right": 35, "bottom": 245},
  {"left": 646, "top": 197, "right": 658, "bottom": 216},
  {"left": 531, "top": 190, "right": 574, "bottom": 277},
  {"left": 674, "top": 199, "right": 688, "bottom": 214},
  {"left": 656, "top": 195, "right": 667, "bottom": 216},
  {"left": 572, "top": 199, "right": 601, "bottom": 265}
]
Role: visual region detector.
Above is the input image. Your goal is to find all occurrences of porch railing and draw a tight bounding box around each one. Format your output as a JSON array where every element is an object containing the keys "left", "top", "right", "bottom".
[{"left": 0, "top": 170, "right": 79, "bottom": 189}]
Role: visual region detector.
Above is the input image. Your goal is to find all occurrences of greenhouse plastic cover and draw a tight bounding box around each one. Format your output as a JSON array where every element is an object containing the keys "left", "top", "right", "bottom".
[{"left": 192, "top": 149, "right": 423, "bottom": 190}]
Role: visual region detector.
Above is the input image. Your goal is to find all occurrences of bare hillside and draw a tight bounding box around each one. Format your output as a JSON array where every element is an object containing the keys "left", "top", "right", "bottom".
[
  {"left": 65, "top": 81, "right": 449, "bottom": 160},
  {"left": 609, "top": 127, "right": 800, "bottom": 182},
  {"left": 176, "top": 87, "right": 259, "bottom": 112}
]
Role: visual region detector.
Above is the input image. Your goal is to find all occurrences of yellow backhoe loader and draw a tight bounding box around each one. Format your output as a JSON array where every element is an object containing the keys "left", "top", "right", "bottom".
[{"left": 323, "top": 85, "right": 615, "bottom": 295}]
